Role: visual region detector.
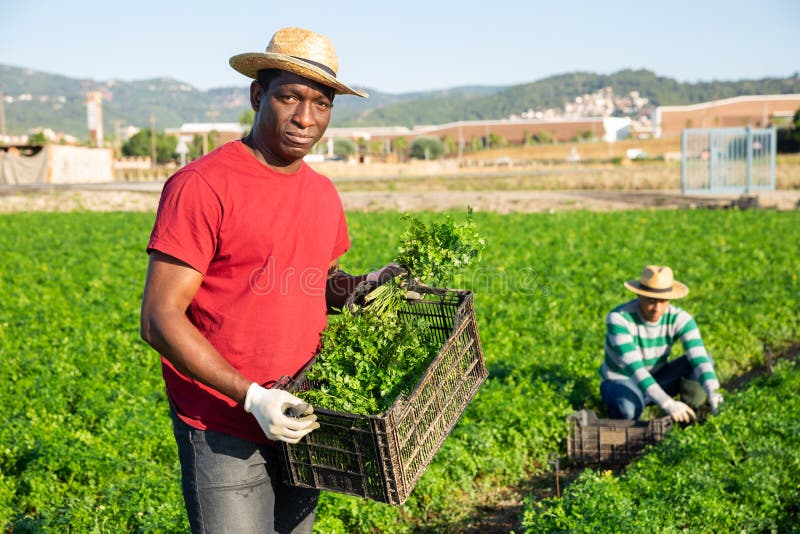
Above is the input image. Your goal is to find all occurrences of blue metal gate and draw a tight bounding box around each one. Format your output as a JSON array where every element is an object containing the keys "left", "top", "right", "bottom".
[{"left": 681, "top": 127, "right": 776, "bottom": 194}]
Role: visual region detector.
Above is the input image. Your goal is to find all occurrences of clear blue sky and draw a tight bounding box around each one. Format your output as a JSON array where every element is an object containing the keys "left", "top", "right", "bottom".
[{"left": 2, "top": 0, "right": 798, "bottom": 93}]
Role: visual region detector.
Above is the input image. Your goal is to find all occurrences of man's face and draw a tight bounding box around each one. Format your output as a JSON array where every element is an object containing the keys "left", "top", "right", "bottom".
[
  {"left": 638, "top": 295, "right": 670, "bottom": 323},
  {"left": 249, "top": 70, "right": 333, "bottom": 170}
]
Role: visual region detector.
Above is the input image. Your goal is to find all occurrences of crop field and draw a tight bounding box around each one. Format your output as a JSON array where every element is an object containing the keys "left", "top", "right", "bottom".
[{"left": 1, "top": 207, "right": 799, "bottom": 532}]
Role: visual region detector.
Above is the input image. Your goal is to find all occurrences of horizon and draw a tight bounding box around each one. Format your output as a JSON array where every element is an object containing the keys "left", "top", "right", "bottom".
[
  {"left": 2, "top": 62, "right": 797, "bottom": 96},
  {"left": 2, "top": 0, "right": 798, "bottom": 94}
]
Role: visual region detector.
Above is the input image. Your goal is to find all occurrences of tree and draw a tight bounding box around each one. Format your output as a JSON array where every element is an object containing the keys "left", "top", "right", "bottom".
[
  {"left": 469, "top": 136, "right": 483, "bottom": 152},
  {"left": 239, "top": 109, "right": 255, "bottom": 135},
  {"left": 487, "top": 132, "right": 507, "bottom": 149},
  {"left": 355, "top": 137, "right": 369, "bottom": 156},
  {"left": 121, "top": 128, "right": 179, "bottom": 164},
  {"left": 333, "top": 138, "right": 357, "bottom": 158},
  {"left": 522, "top": 130, "right": 533, "bottom": 146},
  {"left": 28, "top": 131, "right": 47, "bottom": 145},
  {"left": 368, "top": 139, "right": 384, "bottom": 155},
  {"left": 776, "top": 107, "right": 800, "bottom": 153},
  {"left": 392, "top": 136, "right": 409, "bottom": 161},
  {"left": 409, "top": 137, "right": 444, "bottom": 160},
  {"left": 189, "top": 134, "right": 204, "bottom": 160},
  {"left": 188, "top": 131, "right": 220, "bottom": 160},
  {"left": 440, "top": 134, "right": 456, "bottom": 155}
]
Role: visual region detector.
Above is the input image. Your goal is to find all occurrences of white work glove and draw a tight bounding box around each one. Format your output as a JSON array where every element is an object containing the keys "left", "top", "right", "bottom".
[
  {"left": 709, "top": 392, "right": 724, "bottom": 415},
  {"left": 366, "top": 262, "right": 407, "bottom": 284},
  {"left": 662, "top": 399, "right": 697, "bottom": 423},
  {"left": 243, "top": 383, "right": 319, "bottom": 444}
]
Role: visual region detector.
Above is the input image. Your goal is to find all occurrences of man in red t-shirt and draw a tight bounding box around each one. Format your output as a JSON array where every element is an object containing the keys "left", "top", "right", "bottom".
[{"left": 140, "top": 27, "right": 400, "bottom": 533}]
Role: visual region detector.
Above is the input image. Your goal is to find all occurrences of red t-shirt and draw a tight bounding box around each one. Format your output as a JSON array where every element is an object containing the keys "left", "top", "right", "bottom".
[{"left": 147, "top": 140, "right": 350, "bottom": 443}]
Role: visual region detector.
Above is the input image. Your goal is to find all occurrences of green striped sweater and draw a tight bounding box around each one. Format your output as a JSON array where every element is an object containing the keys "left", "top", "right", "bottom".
[{"left": 601, "top": 299, "right": 720, "bottom": 406}]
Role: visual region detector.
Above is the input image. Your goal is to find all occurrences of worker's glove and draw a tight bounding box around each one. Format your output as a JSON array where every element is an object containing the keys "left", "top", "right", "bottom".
[
  {"left": 366, "top": 262, "right": 407, "bottom": 284},
  {"left": 709, "top": 391, "right": 724, "bottom": 415},
  {"left": 243, "top": 383, "right": 319, "bottom": 444},
  {"left": 662, "top": 399, "right": 697, "bottom": 423}
]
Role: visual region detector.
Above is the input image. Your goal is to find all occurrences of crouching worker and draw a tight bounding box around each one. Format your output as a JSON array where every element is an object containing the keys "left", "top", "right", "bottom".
[{"left": 600, "top": 265, "right": 724, "bottom": 423}]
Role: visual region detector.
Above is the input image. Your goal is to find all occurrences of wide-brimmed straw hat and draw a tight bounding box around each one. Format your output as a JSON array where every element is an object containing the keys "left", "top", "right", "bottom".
[
  {"left": 624, "top": 265, "right": 689, "bottom": 299},
  {"left": 229, "top": 27, "right": 368, "bottom": 98}
]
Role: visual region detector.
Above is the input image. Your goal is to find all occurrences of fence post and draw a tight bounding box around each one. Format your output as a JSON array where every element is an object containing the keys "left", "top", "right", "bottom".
[
  {"left": 769, "top": 128, "right": 777, "bottom": 190},
  {"left": 680, "top": 129, "right": 687, "bottom": 194},
  {"left": 708, "top": 130, "right": 715, "bottom": 191},
  {"left": 745, "top": 126, "right": 753, "bottom": 193}
]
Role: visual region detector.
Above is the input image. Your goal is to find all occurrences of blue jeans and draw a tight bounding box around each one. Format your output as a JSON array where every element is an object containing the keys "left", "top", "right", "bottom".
[
  {"left": 601, "top": 355, "right": 702, "bottom": 420},
  {"left": 170, "top": 409, "right": 319, "bottom": 534}
]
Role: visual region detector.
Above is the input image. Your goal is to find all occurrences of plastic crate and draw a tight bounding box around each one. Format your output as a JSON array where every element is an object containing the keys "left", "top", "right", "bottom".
[
  {"left": 567, "top": 409, "right": 674, "bottom": 464},
  {"left": 279, "top": 285, "right": 486, "bottom": 505}
]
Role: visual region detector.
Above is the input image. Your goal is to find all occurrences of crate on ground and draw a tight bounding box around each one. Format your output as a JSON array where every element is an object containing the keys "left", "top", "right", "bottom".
[
  {"left": 567, "top": 409, "right": 674, "bottom": 465},
  {"left": 280, "top": 285, "right": 486, "bottom": 505}
]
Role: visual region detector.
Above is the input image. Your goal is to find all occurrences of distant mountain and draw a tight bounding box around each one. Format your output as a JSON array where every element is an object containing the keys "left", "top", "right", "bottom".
[
  {"left": 334, "top": 69, "right": 800, "bottom": 127},
  {"left": 1, "top": 64, "right": 798, "bottom": 139}
]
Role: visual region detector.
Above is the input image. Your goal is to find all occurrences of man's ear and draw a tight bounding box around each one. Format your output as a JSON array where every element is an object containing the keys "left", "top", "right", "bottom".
[{"left": 249, "top": 80, "right": 262, "bottom": 111}]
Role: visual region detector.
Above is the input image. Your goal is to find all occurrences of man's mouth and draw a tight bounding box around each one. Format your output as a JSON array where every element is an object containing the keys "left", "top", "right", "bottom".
[{"left": 285, "top": 132, "right": 315, "bottom": 146}]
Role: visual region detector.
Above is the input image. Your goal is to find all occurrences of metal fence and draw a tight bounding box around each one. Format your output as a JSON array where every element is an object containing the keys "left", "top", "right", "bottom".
[{"left": 681, "top": 127, "right": 776, "bottom": 194}]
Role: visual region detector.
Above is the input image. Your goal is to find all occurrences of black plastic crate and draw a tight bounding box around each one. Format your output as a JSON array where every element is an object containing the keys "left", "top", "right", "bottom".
[
  {"left": 567, "top": 409, "right": 674, "bottom": 465},
  {"left": 280, "top": 286, "right": 486, "bottom": 505}
]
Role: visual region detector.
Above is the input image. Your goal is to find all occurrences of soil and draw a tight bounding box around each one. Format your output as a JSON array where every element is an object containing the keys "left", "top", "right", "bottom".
[{"left": 1, "top": 182, "right": 799, "bottom": 214}]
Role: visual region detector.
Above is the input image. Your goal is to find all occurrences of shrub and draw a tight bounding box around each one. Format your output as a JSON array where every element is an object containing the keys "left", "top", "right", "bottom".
[
  {"left": 409, "top": 137, "right": 444, "bottom": 160},
  {"left": 333, "top": 137, "right": 357, "bottom": 157}
]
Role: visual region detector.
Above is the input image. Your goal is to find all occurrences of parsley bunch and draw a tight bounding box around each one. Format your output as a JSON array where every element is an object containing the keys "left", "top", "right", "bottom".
[
  {"left": 301, "top": 308, "right": 437, "bottom": 415},
  {"left": 395, "top": 209, "right": 485, "bottom": 287},
  {"left": 299, "top": 211, "right": 485, "bottom": 415}
]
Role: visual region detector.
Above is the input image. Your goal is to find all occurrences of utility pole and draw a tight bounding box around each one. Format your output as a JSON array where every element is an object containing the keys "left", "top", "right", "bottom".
[
  {"left": 112, "top": 119, "right": 123, "bottom": 157},
  {"left": 150, "top": 112, "right": 157, "bottom": 169},
  {"left": 0, "top": 84, "right": 6, "bottom": 138}
]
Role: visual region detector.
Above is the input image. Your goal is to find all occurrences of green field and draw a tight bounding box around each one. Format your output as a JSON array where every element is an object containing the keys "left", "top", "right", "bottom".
[{"left": 1, "top": 208, "right": 798, "bottom": 532}]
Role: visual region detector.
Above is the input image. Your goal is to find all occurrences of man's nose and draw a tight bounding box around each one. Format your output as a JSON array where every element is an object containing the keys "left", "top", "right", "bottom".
[{"left": 292, "top": 102, "right": 314, "bottom": 128}]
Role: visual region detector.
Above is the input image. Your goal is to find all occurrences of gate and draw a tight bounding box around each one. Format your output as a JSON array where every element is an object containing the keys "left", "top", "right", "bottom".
[{"left": 681, "top": 127, "right": 776, "bottom": 194}]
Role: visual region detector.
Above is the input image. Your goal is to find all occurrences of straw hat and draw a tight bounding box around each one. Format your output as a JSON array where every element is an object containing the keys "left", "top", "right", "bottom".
[
  {"left": 229, "top": 27, "right": 368, "bottom": 98},
  {"left": 624, "top": 265, "right": 689, "bottom": 299}
]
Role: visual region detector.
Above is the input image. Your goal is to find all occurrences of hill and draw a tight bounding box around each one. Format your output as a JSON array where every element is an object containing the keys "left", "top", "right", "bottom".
[
  {"left": 1, "top": 64, "right": 798, "bottom": 139},
  {"left": 334, "top": 69, "right": 800, "bottom": 127}
]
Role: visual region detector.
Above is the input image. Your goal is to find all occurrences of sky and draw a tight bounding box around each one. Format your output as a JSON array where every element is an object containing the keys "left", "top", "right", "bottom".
[{"left": 1, "top": 0, "right": 798, "bottom": 94}]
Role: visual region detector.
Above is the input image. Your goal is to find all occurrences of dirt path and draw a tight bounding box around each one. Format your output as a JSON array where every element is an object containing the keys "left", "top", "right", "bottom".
[{"left": 1, "top": 183, "right": 798, "bottom": 213}]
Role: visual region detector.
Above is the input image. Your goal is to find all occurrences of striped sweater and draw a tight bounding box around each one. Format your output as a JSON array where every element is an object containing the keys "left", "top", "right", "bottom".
[{"left": 601, "top": 299, "right": 720, "bottom": 407}]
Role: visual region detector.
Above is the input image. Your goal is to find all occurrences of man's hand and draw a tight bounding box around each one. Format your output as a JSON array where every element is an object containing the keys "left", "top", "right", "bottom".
[
  {"left": 662, "top": 399, "right": 697, "bottom": 423},
  {"left": 366, "top": 262, "right": 407, "bottom": 284},
  {"left": 709, "top": 392, "right": 724, "bottom": 415},
  {"left": 243, "top": 383, "right": 319, "bottom": 444}
]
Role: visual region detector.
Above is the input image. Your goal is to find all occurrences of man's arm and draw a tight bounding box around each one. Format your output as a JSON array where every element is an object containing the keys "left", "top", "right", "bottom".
[
  {"left": 140, "top": 250, "right": 251, "bottom": 404},
  {"left": 675, "top": 313, "right": 720, "bottom": 393},
  {"left": 675, "top": 312, "right": 723, "bottom": 413}
]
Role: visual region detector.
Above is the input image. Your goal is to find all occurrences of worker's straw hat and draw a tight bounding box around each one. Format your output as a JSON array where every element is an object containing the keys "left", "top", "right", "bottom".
[
  {"left": 624, "top": 265, "right": 688, "bottom": 299},
  {"left": 229, "top": 27, "right": 368, "bottom": 98}
]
